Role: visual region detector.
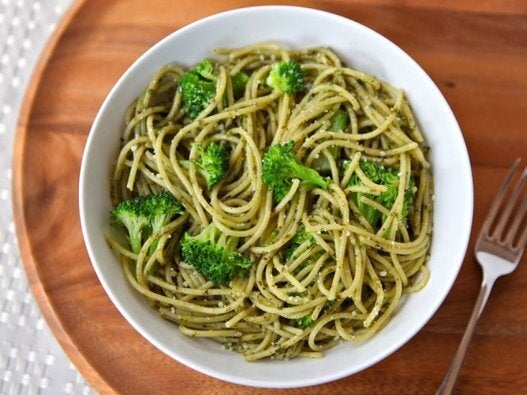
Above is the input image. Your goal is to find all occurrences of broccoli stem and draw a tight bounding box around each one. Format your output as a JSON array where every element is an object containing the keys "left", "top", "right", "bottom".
[
  {"left": 330, "top": 109, "right": 349, "bottom": 131},
  {"left": 200, "top": 222, "right": 220, "bottom": 243},
  {"left": 290, "top": 161, "right": 329, "bottom": 190},
  {"left": 313, "top": 109, "right": 349, "bottom": 174},
  {"left": 231, "top": 72, "right": 249, "bottom": 99},
  {"left": 125, "top": 218, "right": 146, "bottom": 254}
]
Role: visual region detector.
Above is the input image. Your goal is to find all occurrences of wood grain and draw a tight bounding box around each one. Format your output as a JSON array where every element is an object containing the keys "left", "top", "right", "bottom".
[{"left": 13, "top": 0, "right": 527, "bottom": 394}]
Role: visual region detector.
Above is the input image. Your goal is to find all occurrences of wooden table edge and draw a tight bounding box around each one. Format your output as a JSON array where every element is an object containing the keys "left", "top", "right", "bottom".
[{"left": 11, "top": 1, "right": 116, "bottom": 393}]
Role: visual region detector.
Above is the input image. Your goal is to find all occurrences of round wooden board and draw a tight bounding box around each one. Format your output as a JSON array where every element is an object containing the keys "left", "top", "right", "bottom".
[{"left": 13, "top": 0, "right": 527, "bottom": 394}]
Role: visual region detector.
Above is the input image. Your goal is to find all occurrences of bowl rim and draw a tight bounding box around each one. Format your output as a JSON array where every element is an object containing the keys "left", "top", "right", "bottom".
[{"left": 79, "top": 5, "right": 473, "bottom": 388}]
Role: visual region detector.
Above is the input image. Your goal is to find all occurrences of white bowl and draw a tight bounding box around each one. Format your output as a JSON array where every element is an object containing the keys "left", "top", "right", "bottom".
[{"left": 79, "top": 5, "right": 473, "bottom": 388}]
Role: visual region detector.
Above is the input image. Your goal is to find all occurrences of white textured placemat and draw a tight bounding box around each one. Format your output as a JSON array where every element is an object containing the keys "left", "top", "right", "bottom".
[{"left": 0, "top": 1, "right": 96, "bottom": 394}]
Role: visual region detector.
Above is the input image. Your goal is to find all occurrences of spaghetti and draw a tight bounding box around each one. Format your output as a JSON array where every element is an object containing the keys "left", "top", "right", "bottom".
[{"left": 108, "top": 43, "right": 433, "bottom": 361}]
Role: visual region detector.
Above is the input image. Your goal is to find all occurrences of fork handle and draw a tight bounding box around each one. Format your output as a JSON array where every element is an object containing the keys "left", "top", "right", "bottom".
[{"left": 436, "top": 276, "right": 497, "bottom": 395}]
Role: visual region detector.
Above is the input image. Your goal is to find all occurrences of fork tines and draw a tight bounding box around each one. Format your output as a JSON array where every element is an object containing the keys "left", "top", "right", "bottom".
[{"left": 480, "top": 158, "right": 527, "bottom": 251}]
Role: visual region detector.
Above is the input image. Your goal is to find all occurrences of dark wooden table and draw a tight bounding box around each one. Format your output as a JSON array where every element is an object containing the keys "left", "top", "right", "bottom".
[{"left": 13, "top": 0, "right": 527, "bottom": 393}]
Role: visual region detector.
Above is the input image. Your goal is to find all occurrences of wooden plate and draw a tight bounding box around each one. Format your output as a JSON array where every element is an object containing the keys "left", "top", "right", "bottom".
[{"left": 13, "top": 0, "right": 527, "bottom": 393}]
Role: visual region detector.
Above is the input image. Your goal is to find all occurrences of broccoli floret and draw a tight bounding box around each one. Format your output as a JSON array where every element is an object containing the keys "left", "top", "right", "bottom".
[
  {"left": 179, "top": 59, "right": 217, "bottom": 119},
  {"left": 231, "top": 72, "right": 250, "bottom": 99},
  {"left": 285, "top": 227, "right": 320, "bottom": 274},
  {"left": 286, "top": 291, "right": 314, "bottom": 328},
  {"left": 313, "top": 109, "right": 350, "bottom": 174},
  {"left": 294, "top": 298, "right": 337, "bottom": 329},
  {"left": 296, "top": 315, "right": 315, "bottom": 329},
  {"left": 111, "top": 198, "right": 149, "bottom": 254},
  {"left": 195, "top": 142, "right": 230, "bottom": 189},
  {"left": 144, "top": 191, "right": 184, "bottom": 235},
  {"left": 348, "top": 161, "right": 414, "bottom": 230},
  {"left": 180, "top": 223, "right": 253, "bottom": 286},
  {"left": 266, "top": 60, "right": 304, "bottom": 95},
  {"left": 111, "top": 191, "right": 184, "bottom": 254},
  {"left": 284, "top": 227, "right": 315, "bottom": 261},
  {"left": 143, "top": 191, "right": 184, "bottom": 252},
  {"left": 330, "top": 109, "right": 349, "bottom": 132},
  {"left": 262, "top": 141, "right": 329, "bottom": 202},
  {"left": 195, "top": 59, "right": 215, "bottom": 81}
]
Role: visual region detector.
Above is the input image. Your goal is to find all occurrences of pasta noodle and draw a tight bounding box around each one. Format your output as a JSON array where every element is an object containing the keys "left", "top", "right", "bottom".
[{"left": 107, "top": 43, "right": 433, "bottom": 361}]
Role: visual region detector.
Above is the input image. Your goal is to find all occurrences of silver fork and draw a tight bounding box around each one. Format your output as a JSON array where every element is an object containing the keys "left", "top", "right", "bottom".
[{"left": 437, "top": 158, "right": 527, "bottom": 395}]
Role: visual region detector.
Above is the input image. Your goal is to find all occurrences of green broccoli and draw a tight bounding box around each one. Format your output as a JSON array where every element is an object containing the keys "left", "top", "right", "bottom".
[
  {"left": 111, "top": 191, "right": 184, "bottom": 254},
  {"left": 285, "top": 227, "right": 320, "bottom": 274},
  {"left": 296, "top": 315, "right": 315, "bottom": 329},
  {"left": 348, "top": 161, "right": 414, "bottom": 230},
  {"left": 180, "top": 223, "right": 253, "bottom": 286},
  {"left": 178, "top": 59, "right": 217, "bottom": 119},
  {"left": 195, "top": 59, "right": 215, "bottom": 80},
  {"left": 111, "top": 198, "right": 149, "bottom": 254},
  {"left": 294, "top": 298, "right": 337, "bottom": 329},
  {"left": 286, "top": 291, "right": 314, "bottom": 328},
  {"left": 231, "top": 72, "right": 250, "bottom": 99},
  {"left": 313, "top": 109, "right": 350, "bottom": 174},
  {"left": 329, "top": 108, "right": 349, "bottom": 132},
  {"left": 266, "top": 60, "right": 304, "bottom": 95},
  {"left": 262, "top": 141, "right": 329, "bottom": 202},
  {"left": 144, "top": 191, "right": 183, "bottom": 233},
  {"left": 284, "top": 227, "right": 316, "bottom": 262},
  {"left": 143, "top": 191, "right": 184, "bottom": 252},
  {"left": 196, "top": 142, "right": 230, "bottom": 189}
]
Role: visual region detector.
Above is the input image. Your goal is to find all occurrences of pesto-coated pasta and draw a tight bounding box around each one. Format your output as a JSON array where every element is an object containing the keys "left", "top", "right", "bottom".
[{"left": 107, "top": 43, "right": 433, "bottom": 361}]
